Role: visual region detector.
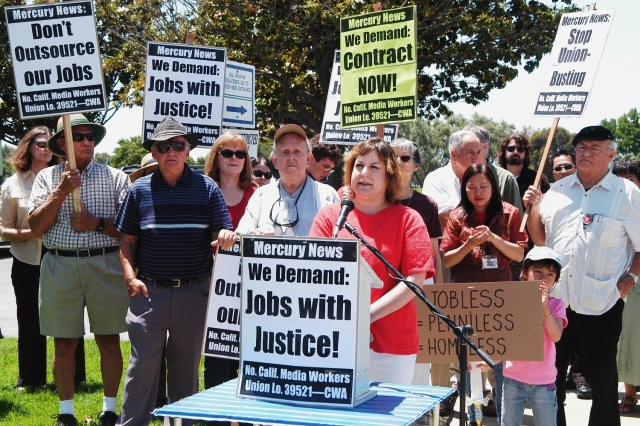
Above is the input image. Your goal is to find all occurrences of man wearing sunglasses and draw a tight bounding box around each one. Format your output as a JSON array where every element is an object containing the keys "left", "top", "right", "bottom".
[
  {"left": 306, "top": 135, "right": 343, "bottom": 186},
  {"left": 498, "top": 133, "right": 550, "bottom": 200},
  {"left": 236, "top": 124, "right": 339, "bottom": 236},
  {"left": 550, "top": 150, "right": 576, "bottom": 183},
  {"left": 114, "top": 116, "right": 234, "bottom": 426},
  {"left": 28, "top": 113, "right": 130, "bottom": 426}
]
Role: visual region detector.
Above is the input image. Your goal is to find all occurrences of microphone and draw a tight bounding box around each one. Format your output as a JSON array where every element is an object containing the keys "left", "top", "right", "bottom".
[{"left": 332, "top": 199, "right": 355, "bottom": 238}]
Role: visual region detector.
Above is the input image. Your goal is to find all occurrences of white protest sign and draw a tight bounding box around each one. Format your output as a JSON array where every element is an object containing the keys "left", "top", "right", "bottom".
[
  {"left": 5, "top": 1, "right": 107, "bottom": 119},
  {"left": 223, "top": 61, "right": 255, "bottom": 129},
  {"left": 320, "top": 50, "right": 398, "bottom": 145},
  {"left": 203, "top": 242, "right": 242, "bottom": 360},
  {"left": 534, "top": 9, "right": 615, "bottom": 117},
  {"left": 238, "top": 236, "right": 372, "bottom": 407},
  {"left": 142, "top": 42, "right": 226, "bottom": 148},
  {"left": 222, "top": 128, "right": 258, "bottom": 158}
]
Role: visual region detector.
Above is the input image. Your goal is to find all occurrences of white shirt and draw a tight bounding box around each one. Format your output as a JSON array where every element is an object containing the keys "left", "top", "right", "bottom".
[
  {"left": 422, "top": 163, "right": 460, "bottom": 214},
  {"left": 540, "top": 172, "right": 640, "bottom": 315},
  {"left": 236, "top": 176, "right": 339, "bottom": 236}
]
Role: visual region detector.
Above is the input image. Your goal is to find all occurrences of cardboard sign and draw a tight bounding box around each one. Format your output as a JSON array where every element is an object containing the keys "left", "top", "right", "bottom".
[
  {"left": 142, "top": 42, "right": 226, "bottom": 148},
  {"left": 238, "top": 236, "right": 373, "bottom": 407},
  {"left": 416, "top": 281, "right": 544, "bottom": 363},
  {"left": 534, "top": 9, "right": 615, "bottom": 117},
  {"left": 203, "top": 242, "right": 242, "bottom": 360},
  {"left": 339, "top": 6, "right": 417, "bottom": 128},
  {"left": 222, "top": 128, "right": 258, "bottom": 159},
  {"left": 5, "top": 1, "right": 107, "bottom": 118},
  {"left": 223, "top": 61, "right": 255, "bottom": 129},
  {"left": 320, "top": 50, "right": 398, "bottom": 145}
]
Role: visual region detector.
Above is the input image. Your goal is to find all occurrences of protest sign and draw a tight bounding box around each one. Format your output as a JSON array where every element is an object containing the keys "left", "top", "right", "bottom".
[
  {"left": 534, "top": 9, "right": 615, "bottom": 116},
  {"left": 416, "top": 281, "right": 543, "bottom": 364},
  {"left": 339, "top": 6, "right": 417, "bottom": 128},
  {"left": 320, "top": 50, "right": 397, "bottom": 145},
  {"left": 142, "top": 42, "right": 226, "bottom": 148},
  {"left": 222, "top": 128, "right": 258, "bottom": 158},
  {"left": 5, "top": 1, "right": 107, "bottom": 119},
  {"left": 203, "top": 242, "right": 242, "bottom": 360},
  {"left": 223, "top": 61, "right": 255, "bottom": 129},
  {"left": 238, "top": 236, "right": 374, "bottom": 407}
]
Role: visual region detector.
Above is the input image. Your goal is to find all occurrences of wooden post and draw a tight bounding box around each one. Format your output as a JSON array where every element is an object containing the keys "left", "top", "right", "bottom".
[
  {"left": 62, "top": 115, "right": 81, "bottom": 212},
  {"left": 373, "top": 3, "right": 385, "bottom": 139}
]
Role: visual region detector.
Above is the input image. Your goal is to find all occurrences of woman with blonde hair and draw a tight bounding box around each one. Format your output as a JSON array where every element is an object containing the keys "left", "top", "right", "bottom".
[{"left": 310, "top": 138, "right": 435, "bottom": 383}]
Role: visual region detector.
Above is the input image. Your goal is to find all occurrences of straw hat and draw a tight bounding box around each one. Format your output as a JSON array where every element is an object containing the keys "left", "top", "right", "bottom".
[
  {"left": 129, "top": 153, "right": 158, "bottom": 182},
  {"left": 142, "top": 116, "right": 199, "bottom": 151}
]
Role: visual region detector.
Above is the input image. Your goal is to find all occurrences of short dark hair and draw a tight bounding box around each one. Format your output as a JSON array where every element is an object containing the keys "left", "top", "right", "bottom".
[
  {"left": 549, "top": 149, "right": 575, "bottom": 167},
  {"left": 459, "top": 163, "right": 503, "bottom": 223},
  {"left": 613, "top": 159, "right": 640, "bottom": 180},
  {"left": 498, "top": 133, "right": 531, "bottom": 169},
  {"left": 309, "top": 135, "right": 343, "bottom": 165},
  {"left": 522, "top": 259, "right": 561, "bottom": 283}
]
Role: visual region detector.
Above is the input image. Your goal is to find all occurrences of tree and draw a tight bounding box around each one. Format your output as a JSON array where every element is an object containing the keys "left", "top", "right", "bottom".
[
  {"left": 1, "top": 143, "right": 16, "bottom": 184},
  {"left": 601, "top": 108, "right": 640, "bottom": 158},
  {"left": 109, "top": 136, "right": 148, "bottom": 169},
  {"left": 94, "top": 152, "right": 111, "bottom": 165},
  {"left": 529, "top": 126, "right": 573, "bottom": 183},
  {"left": 180, "top": 0, "right": 575, "bottom": 137}
]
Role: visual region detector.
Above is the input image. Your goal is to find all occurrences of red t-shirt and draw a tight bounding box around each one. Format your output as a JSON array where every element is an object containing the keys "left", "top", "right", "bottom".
[
  {"left": 227, "top": 186, "right": 257, "bottom": 230},
  {"left": 309, "top": 203, "right": 434, "bottom": 355}
]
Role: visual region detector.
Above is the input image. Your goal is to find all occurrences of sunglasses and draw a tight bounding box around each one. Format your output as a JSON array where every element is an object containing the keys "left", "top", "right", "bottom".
[
  {"left": 153, "top": 141, "right": 187, "bottom": 154},
  {"left": 553, "top": 164, "right": 574, "bottom": 172},
  {"left": 253, "top": 170, "right": 272, "bottom": 179},
  {"left": 72, "top": 132, "right": 95, "bottom": 142},
  {"left": 219, "top": 149, "right": 247, "bottom": 159},
  {"left": 33, "top": 140, "right": 48, "bottom": 148},
  {"left": 398, "top": 155, "right": 413, "bottom": 163},
  {"left": 506, "top": 145, "right": 525, "bottom": 153}
]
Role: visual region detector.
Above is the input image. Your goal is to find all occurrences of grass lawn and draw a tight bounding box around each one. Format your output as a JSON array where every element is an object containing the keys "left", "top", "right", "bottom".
[{"left": 0, "top": 337, "right": 206, "bottom": 425}]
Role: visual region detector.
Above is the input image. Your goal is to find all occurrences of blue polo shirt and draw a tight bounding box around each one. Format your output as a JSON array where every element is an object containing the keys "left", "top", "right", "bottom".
[{"left": 115, "top": 166, "right": 232, "bottom": 279}]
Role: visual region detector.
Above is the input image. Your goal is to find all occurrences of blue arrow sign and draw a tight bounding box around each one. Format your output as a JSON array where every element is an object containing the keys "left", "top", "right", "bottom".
[{"left": 226, "top": 105, "right": 247, "bottom": 115}]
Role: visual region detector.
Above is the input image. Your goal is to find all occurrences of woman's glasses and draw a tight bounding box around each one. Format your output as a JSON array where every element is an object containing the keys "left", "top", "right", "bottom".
[
  {"left": 506, "top": 145, "right": 525, "bottom": 153},
  {"left": 253, "top": 170, "right": 272, "bottom": 179},
  {"left": 219, "top": 149, "right": 247, "bottom": 159},
  {"left": 553, "top": 164, "right": 574, "bottom": 172},
  {"left": 33, "top": 140, "right": 48, "bottom": 148},
  {"left": 153, "top": 141, "right": 187, "bottom": 154}
]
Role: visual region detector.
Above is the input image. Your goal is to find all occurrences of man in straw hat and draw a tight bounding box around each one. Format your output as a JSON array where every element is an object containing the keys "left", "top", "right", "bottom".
[
  {"left": 114, "top": 116, "right": 235, "bottom": 426},
  {"left": 28, "top": 113, "right": 130, "bottom": 426}
]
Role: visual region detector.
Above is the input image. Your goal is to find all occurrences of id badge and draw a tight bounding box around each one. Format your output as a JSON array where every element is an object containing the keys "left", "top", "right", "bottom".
[{"left": 482, "top": 256, "right": 498, "bottom": 270}]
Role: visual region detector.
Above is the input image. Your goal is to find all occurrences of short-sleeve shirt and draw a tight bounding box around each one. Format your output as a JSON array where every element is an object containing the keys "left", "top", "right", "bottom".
[
  {"left": 28, "top": 162, "right": 129, "bottom": 250},
  {"left": 115, "top": 166, "right": 232, "bottom": 279},
  {"left": 504, "top": 297, "right": 567, "bottom": 385},
  {"left": 402, "top": 190, "right": 442, "bottom": 239},
  {"left": 441, "top": 202, "right": 528, "bottom": 283},
  {"left": 309, "top": 203, "right": 434, "bottom": 355},
  {"left": 539, "top": 172, "right": 640, "bottom": 315}
]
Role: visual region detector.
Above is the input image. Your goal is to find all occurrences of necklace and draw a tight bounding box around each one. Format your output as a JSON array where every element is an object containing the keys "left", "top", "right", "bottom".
[{"left": 400, "top": 190, "right": 414, "bottom": 206}]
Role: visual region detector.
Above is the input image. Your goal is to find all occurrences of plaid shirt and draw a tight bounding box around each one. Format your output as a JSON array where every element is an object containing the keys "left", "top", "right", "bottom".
[{"left": 28, "top": 161, "right": 130, "bottom": 250}]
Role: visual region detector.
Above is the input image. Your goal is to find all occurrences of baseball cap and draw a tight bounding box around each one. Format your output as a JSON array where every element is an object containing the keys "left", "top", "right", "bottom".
[
  {"left": 524, "top": 246, "right": 563, "bottom": 273},
  {"left": 273, "top": 124, "right": 308, "bottom": 144}
]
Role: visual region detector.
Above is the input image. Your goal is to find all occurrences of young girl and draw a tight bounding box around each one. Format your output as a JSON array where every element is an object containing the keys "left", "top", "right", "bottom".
[{"left": 500, "top": 246, "right": 567, "bottom": 426}]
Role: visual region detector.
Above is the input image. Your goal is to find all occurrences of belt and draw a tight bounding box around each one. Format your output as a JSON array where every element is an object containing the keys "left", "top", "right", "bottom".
[
  {"left": 54, "top": 246, "right": 119, "bottom": 258},
  {"left": 137, "top": 273, "right": 209, "bottom": 288}
]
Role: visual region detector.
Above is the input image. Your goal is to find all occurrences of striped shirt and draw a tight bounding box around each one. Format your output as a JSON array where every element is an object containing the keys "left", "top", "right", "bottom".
[
  {"left": 115, "top": 166, "right": 232, "bottom": 279},
  {"left": 28, "top": 161, "right": 129, "bottom": 250}
]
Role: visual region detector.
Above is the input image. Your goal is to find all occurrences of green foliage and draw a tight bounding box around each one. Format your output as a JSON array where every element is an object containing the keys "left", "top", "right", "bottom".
[
  {"left": 529, "top": 126, "right": 573, "bottom": 182},
  {"left": 93, "top": 152, "right": 111, "bottom": 165},
  {"left": 601, "top": 108, "right": 640, "bottom": 158},
  {"left": 193, "top": 155, "right": 207, "bottom": 165},
  {"left": 398, "top": 112, "right": 515, "bottom": 187},
  {"left": 109, "top": 136, "right": 147, "bottom": 169},
  {"left": 1, "top": 143, "right": 16, "bottom": 184}
]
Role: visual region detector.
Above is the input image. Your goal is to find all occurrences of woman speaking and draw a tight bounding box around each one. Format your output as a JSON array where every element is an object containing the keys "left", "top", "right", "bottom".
[{"left": 310, "top": 138, "right": 434, "bottom": 383}]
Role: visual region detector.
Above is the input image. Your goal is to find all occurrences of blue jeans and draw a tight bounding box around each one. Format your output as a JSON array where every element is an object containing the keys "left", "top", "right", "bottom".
[{"left": 501, "top": 376, "right": 557, "bottom": 426}]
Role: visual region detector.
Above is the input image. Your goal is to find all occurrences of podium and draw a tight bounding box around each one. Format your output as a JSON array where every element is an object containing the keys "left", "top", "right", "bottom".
[{"left": 237, "top": 235, "right": 382, "bottom": 408}]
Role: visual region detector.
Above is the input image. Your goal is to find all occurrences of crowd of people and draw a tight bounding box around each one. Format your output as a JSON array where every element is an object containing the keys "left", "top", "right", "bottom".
[{"left": 2, "top": 114, "right": 639, "bottom": 426}]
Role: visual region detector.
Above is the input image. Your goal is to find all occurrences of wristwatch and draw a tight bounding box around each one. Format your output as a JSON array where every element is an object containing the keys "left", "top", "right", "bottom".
[
  {"left": 628, "top": 272, "right": 640, "bottom": 286},
  {"left": 96, "top": 217, "right": 105, "bottom": 233}
]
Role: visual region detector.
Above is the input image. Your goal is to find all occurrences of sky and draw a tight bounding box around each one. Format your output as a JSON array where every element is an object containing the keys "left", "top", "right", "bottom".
[{"left": 98, "top": 0, "right": 637, "bottom": 156}]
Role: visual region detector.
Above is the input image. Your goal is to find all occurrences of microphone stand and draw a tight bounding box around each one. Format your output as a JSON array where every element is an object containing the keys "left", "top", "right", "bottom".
[{"left": 344, "top": 223, "right": 496, "bottom": 425}]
